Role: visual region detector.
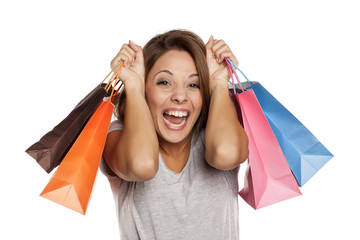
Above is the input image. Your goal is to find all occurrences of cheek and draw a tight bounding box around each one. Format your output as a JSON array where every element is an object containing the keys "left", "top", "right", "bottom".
[
  {"left": 191, "top": 92, "right": 203, "bottom": 115},
  {"left": 145, "top": 86, "right": 165, "bottom": 116},
  {"left": 145, "top": 94, "right": 157, "bottom": 116}
]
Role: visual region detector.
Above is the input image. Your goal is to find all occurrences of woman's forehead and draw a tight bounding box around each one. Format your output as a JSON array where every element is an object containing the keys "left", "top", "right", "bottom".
[{"left": 150, "top": 50, "right": 197, "bottom": 75}]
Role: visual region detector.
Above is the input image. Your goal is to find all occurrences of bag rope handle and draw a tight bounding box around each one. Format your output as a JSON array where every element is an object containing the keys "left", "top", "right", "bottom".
[
  {"left": 100, "top": 60, "right": 123, "bottom": 87},
  {"left": 108, "top": 62, "right": 124, "bottom": 102},
  {"left": 226, "top": 58, "right": 252, "bottom": 87},
  {"left": 225, "top": 58, "right": 243, "bottom": 95}
]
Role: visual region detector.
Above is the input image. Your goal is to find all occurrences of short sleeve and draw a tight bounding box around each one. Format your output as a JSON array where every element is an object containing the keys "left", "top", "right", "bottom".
[
  {"left": 99, "top": 120, "right": 124, "bottom": 178},
  {"left": 108, "top": 120, "right": 123, "bottom": 132}
]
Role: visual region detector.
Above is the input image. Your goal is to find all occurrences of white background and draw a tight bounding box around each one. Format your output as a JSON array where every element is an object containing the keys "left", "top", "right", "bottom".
[{"left": 1, "top": 0, "right": 359, "bottom": 239}]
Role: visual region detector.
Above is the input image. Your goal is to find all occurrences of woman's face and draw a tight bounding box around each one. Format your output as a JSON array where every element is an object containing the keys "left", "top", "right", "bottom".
[{"left": 145, "top": 50, "right": 203, "bottom": 144}]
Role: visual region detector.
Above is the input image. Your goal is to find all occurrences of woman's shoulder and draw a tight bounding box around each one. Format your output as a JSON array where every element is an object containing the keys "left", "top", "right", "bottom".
[
  {"left": 191, "top": 129, "right": 206, "bottom": 156},
  {"left": 100, "top": 119, "right": 123, "bottom": 179},
  {"left": 108, "top": 119, "right": 123, "bottom": 133},
  {"left": 194, "top": 129, "right": 205, "bottom": 144}
]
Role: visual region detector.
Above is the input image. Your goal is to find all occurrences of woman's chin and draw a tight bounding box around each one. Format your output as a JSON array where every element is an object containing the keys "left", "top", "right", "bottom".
[{"left": 157, "top": 123, "right": 194, "bottom": 144}]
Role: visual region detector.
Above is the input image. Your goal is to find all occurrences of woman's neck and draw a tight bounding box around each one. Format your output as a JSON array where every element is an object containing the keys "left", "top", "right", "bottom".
[{"left": 158, "top": 135, "right": 192, "bottom": 173}]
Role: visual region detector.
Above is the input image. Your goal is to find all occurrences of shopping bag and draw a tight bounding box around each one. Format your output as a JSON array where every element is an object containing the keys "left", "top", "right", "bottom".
[
  {"left": 227, "top": 59, "right": 333, "bottom": 186},
  {"left": 226, "top": 59, "right": 301, "bottom": 209},
  {"left": 26, "top": 71, "right": 117, "bottom": 173},
  {"left": 40, "top": 64, "right": 123, "bottom": 214},
  {"left": 40, "top": 100, "right": 114, "bottom": 214}
]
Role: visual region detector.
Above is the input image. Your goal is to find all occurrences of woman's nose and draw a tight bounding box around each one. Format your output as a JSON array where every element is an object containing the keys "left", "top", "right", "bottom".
[{"left": 171, "top": 86, "right": 187, "bottom": 103}]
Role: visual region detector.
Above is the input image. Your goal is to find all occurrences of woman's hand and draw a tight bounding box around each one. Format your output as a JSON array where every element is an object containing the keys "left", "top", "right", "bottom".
[
  {"left": 205, "top": 36, "right": 238, "bottom": 93},
  {"left": 110, "top": 41, "right": 145, "bottom": 94}
]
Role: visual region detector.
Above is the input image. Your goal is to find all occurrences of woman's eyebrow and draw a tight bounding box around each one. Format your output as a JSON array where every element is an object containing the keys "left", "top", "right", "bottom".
[
  {"left": 154, "top": 70, "right": 198, "bottom": 78},
  {"left": 154, "top": 70, "right": 173, "bottom": 77}
]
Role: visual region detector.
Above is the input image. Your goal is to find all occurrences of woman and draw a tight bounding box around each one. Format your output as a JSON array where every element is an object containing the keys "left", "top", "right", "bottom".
[{"left": 101, "top": 29, "right": 248, "bottom": 239}]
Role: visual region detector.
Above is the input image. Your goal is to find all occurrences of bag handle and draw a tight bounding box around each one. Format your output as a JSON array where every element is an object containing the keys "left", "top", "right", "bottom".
[
  {"left": 98, "top": 62, "right": 124, "bottom": 102},
  {"left": 225, "top": 58, "right": 244, "bottom": 94},
  {"left": 110, "top": 61, "right": 125, "bottom": 91},
  {"left": 225, "top": 58, "right": 253, "bottom": 94},
  {"left": 108, "top": 62, "right": 124, "bottom": 102}
]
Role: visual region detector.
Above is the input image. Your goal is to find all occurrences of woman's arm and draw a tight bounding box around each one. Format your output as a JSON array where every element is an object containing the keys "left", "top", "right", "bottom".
[
  {"left": 103, "top": 41, "right": 159, "bottom": 181},
  {"left": 204, "top": 36, "right": 248, "bottom": 170}
]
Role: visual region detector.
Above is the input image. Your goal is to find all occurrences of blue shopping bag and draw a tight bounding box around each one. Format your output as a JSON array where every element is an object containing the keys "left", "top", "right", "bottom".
[{"left": 227, "top": 59, "right": 333, "bottom": 186}]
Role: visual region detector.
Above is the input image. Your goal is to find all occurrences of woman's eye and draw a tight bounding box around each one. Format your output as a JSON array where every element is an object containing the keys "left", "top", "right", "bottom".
[
  {"left": 189, "top": 83, "right": 200, "bottom": 89},
  {"left": 157, "top": 80, "right": 170, "bottom": 86}
]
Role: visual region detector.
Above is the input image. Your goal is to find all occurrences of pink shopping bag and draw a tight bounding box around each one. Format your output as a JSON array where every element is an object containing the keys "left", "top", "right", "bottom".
[{"left": 226, "top": 59, "right": 301, "bottom": 209}]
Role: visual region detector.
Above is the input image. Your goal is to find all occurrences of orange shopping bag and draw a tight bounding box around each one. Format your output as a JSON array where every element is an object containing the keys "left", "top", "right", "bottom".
[{"left": 40, "top": 65, "right": 123, "bottom": 214}]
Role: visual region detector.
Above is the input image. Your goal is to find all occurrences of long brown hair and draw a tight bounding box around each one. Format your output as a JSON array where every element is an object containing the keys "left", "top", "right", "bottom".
[{"left": 114, "top": 29, "right": 210, "bottom": 139}]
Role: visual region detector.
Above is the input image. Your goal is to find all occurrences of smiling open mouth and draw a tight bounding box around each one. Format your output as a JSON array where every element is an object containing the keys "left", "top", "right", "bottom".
[{"left": 163, "top": 110, "right": 189, "bottom": 129}]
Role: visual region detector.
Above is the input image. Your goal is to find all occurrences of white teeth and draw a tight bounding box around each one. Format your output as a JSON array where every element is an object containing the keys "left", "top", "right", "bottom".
[{"left": 164, "top": 111, "right": 188, "bottom": 117}]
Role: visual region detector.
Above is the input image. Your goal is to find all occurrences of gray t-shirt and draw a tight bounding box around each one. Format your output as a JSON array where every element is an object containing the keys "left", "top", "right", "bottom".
[{"left": 100, "top": 120, "right": 240, "bottom": 240}]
